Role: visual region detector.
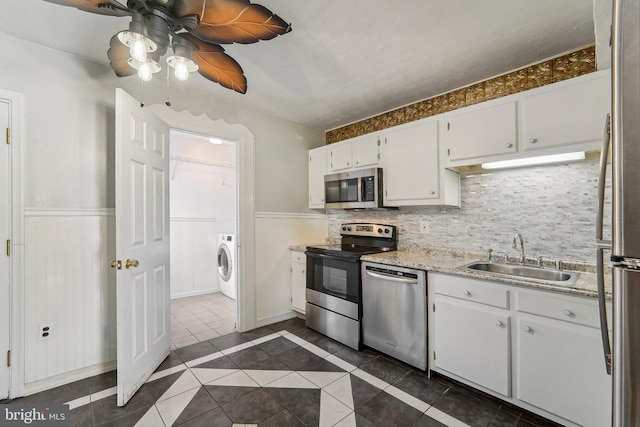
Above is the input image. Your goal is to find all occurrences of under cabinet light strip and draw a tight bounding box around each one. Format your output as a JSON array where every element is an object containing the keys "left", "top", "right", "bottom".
[{"left": 481, "top": 151, "right": 586, "bottom": 170}]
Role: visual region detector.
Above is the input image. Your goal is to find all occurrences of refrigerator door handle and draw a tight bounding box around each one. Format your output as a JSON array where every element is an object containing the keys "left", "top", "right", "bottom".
[{"left": 596, "top": 113, "right": 612, "bottom": 375}]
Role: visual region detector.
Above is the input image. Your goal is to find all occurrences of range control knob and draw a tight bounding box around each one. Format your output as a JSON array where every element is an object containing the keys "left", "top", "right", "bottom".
[
  {"left": 378, "top": 228, "right": 383, "bottom": 234},
  {"left": 347, "top": 227, "right": 352, "bottom": 231},
  {"left": 385, "top": 228, "right": 390, "bottom": 234},
  {"left": 342, "top": 226, "right": 347, "bottom": 231}
]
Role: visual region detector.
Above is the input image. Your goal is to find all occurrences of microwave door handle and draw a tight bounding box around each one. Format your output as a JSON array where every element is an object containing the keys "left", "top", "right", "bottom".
[{"left": 359, "top": 176, "right": 364, "bottom": 202}]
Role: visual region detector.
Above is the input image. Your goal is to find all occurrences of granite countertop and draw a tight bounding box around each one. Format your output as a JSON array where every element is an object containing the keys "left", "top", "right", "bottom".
[
  {"left": 361, "top": 246, "right": 610, "bottom": 299},
  {"left": 291, "top": 243, "right": 610, "bottom": 299}
]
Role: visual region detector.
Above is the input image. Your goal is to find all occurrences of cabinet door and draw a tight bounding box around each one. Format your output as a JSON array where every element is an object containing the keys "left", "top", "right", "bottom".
[
  {"left": 434, "top": 296, "right": 511, "bottom": 396},
  {"left": 308, "top": 147, "right": 326, "bottom": 208},
  {"left": 352, "top": 134, "right": 380, "bottom": 168},
  {"left": 445, "top": 101, "right": 517, "bottom": 162},
  {"left": 521, "top": 72, "right": 610, "bottom": 151},
  {"left": 328, "top": 142, "right": 353, "bottom": 171},
  {"left": 384, "top": 120, "right": 440, "bottom": 203},
  {"left": 516, "top": 314, "right": 611, "bottom": 427},
  {"left": 291, "top": 260, "right": 306, "bottom": 313}
]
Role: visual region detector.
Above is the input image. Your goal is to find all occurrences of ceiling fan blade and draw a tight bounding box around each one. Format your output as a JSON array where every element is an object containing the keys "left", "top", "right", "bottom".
[
  {"left": 175, "top": 0, "right": 291, "bottom": 44},
  {"left": 179, "top": 33, "right": 247, "bottom": 94},
  {"left": 107, "top": 35, "right": 136, "bottom": 76},
  {"left": 43, "top": 0, "right": 130, "bottom": 17}
]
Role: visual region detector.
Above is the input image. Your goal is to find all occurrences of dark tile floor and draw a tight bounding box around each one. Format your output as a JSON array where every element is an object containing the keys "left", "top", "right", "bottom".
[{"left": 2, "top": 318, "right": 564, "bottom": 427}]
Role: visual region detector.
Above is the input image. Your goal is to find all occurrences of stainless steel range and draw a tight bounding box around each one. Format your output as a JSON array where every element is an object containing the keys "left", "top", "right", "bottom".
[{"left": 305, "top": 223, "right": 397, "bottom": 350}]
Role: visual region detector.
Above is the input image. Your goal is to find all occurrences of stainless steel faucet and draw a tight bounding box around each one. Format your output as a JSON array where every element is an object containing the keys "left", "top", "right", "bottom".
[{"left": 512, "top": 232, "right": 526, "bottom": 264}]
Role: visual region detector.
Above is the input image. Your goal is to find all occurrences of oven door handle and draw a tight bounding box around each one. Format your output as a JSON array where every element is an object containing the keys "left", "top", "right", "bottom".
[
  {"left": 305, "top": 251, "right": 360, "bottom": 263},
  {"left": 365, "top": 269, "right": 418, "bottom": 284}
]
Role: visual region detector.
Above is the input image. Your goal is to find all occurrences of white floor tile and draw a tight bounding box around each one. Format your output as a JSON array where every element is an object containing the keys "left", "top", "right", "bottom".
[
  {"left": 298, "top": 371, "right": 348, "bottom": 389},
  {"left": 206, "top": 370, "right": 260, "bottom": 387},
  {"left": 90, "top": 386, "right": 117, "bottom": 402},
  {"left": 351, "top": 369, "right": 389, "bottom": 391},
  {"left": 303, "top": 343, "right": 330, "bottom": 358},
  {"left": 221, "top": 341, "right": 255, "bottom": 356},
  {"left": 425, "top": 407, "right": 471, "bottom": 427},
  {"left": 134, "top": 406, "right": 166, "bottom": 427},
  {"left": 322, "top": 374, "right": 354, "bottom": 409},
  {"left": 332, "top": 412, "right": 357, "bottom": 427},
  {"left": 190, "top": 368, "right": 239, "bottom": 385},
  {"left": 385, "top": 385, "right": 430, "bottom": 413},
  {"left": 185, "top": 351, "right": 224, "bottom": 368},
  {"left": 243, "top": 370, "right": 292, "bottom": 387},
  {"left": 194, "top": 329, "right": 220, "bottom": 341},
  {"left": 157, "top": 369, "right": 201, "bottom": 402},
  {"left": 147, "top": 364, "right": 187, "bottom": 383},
  {"left": 172, "top": 335, "right": 199, "bottom": 349},
  {"left": 283, "top": 333, "right": 309, "bottom": 347},
  {"left": 65, "top": 395, "right": 91, "bottom": 410},
  {"left": 156, "top": 387, "right": 200, "bottom": 426},
  {"left": 324, "top": 355, "right": 357, "bottom": 373},
  {"left": 265, "top": 372, "right": 318, "bottom": 389},
  {"left": 319, "top": 390, "right": 352, "bottom": 427},
  {"left": 251, "top": 333, "right": 280, "bottom": 345}
]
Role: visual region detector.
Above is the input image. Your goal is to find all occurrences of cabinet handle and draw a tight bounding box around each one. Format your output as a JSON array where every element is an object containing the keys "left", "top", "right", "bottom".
[
  {"left": 528, "top": 138, "right": 538, "bottom": 144},
  {"left": 430, "top": 190, "right": 436, "bottom": 195},
  {"left": 505, "top": 143, "right": 514, "bottom": 148},
  {"left": 447, "top": 148, "right": 451, "bottom": 157},
  {"left": 496, "top": 320, "right": 504, "bottom": 327},
  {"left": 355, "top": 161, "right": 359, "bottom": 165},
  {"left": 562, "top": 309, "right": 574, "bottom": 317},
  {"left": 302, "top": 270, "right": 305, "bottom": 274},
  {"left": 523, "top": 326, "right": 533, "bottom": 333},
  {"left": 346, "top": 162, "right": 350, "bottom": 166},
  {"left": 464, "top": 290, "right": 471, "bottom": 297}
]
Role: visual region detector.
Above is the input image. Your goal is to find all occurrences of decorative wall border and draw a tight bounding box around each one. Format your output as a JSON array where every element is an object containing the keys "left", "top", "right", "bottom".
[{"left": 326, "top": 46, "right": 596, "bottom": 144}]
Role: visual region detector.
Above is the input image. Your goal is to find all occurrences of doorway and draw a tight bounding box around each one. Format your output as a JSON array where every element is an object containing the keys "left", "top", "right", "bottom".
[{"left": 168, "top": 129, "right": 238, "bottom": 348}]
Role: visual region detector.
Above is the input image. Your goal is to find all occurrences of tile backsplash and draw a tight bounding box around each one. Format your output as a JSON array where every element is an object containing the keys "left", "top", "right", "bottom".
[{"left": 327, "top": 160, "right": 610, "bottom": 263}]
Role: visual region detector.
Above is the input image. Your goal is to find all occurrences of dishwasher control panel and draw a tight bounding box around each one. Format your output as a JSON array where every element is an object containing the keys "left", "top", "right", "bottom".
[{"left": 364, "top": 265, "right": 418, "bottom": 280}]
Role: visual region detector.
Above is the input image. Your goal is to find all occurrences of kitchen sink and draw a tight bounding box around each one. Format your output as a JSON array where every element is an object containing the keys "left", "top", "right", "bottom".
[{"left": 459, "top": 261, "right": 579, "bottom": 285}]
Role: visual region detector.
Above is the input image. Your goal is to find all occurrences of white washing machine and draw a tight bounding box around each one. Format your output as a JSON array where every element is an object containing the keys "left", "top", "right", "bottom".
[{"left": 217, "top": 234, "right": 236, "bottom": 300}]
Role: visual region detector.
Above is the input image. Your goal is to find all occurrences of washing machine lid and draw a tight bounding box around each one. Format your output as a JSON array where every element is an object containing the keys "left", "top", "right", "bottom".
[{"left": 218, "top": 244, "right": 232, "bottom": 282}]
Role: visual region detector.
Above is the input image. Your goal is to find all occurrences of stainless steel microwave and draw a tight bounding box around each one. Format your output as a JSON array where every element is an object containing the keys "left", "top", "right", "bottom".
[{"left": 324, "top": 167, "right": 385, "bottom": 209}]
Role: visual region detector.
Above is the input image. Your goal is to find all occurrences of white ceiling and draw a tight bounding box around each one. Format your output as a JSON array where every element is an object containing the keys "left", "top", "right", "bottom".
[{"left": 1, "top": 0, "right": 599, "bottom": 131}]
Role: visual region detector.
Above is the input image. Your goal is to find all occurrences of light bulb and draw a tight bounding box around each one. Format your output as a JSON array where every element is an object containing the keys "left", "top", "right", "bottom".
[
  {"left": 174, "top": 60, "right": 190, "bottom": 81},
  {"left": 138, "top": 62, "right": 153, "bottom": 81},
  {"left": 130, "top": 38, "right": 147, "bottom": 62}
]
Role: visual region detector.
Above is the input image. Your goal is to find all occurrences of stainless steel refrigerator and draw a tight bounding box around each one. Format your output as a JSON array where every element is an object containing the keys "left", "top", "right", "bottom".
[{"left": 598, "top": 0, "right": 640, "bottom": 425}]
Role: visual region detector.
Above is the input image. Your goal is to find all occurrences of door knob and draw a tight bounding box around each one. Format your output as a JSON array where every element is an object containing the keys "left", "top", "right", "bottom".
[
  {"left": 125, "top": 259, "right": 139, "bottom": 269},
  {"left": 110, "top": 260, "right": 122, "bottom": 270}
]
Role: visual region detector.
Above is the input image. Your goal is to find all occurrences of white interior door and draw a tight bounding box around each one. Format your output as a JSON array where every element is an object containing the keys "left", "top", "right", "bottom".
[
  {"left": 0, "top": 100, "right": 10, "bottom": 399},
  {"left": 115, "top": 89, "right": 171, "bottom": 406}
]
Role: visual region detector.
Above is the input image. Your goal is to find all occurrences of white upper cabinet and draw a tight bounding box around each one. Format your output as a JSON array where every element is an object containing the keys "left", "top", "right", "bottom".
[
  {"left": 444, "top": 101, "right": 518, "bottom": 162},
  {"left": 382, "top": 119, "right": 459, "bottom": 207},
  {"left": 520, "top": 70, "right": 611, "bottom": 151},
  {"left": 328, "top": 133, "right": 380, "bottom": 172},
  {"left": 443, "top": 69, "right": 611, "bottom": 167},
  {"left": 308, "top": 146, "right": 327, "bottom": 209}
]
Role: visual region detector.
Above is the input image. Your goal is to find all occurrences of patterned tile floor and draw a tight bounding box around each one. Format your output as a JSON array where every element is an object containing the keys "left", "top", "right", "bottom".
[
  {"left": 7, "top": 319, "right": 563, "bottom": 427},
  {"left": 170, "top": 293, "right": 237, "bottom": 349}
]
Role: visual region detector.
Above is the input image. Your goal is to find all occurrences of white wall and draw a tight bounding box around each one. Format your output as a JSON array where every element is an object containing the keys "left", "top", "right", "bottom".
[{"left": 0, "top": 31, "right": 324, "bottom": 390}]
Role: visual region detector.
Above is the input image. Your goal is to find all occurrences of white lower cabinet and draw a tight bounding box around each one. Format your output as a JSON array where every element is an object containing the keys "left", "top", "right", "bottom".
[
  {"left": 291, "top": 251, "right": 306, "bottom": 314},
  {"left": 434, "top": 296, "right": 511, "bottom": 396},
  {"left": 429, "top": 273, "right": 612, "bottom": 427}
]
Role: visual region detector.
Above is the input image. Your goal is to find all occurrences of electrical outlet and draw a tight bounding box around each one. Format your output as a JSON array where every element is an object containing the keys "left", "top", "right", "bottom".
[
  {"left": 420, "top": 221, "right": 430, "bottom": 234},
  {"left": 39, "top": 323, "right": 52, "bottom": 341}
]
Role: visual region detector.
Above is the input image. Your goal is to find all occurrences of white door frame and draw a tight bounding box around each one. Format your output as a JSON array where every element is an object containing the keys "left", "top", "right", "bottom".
[
  {"left": 149, "top": 106, "right": 256, "bottom": 332},
  {"left": 0, "top": 88, "right": 25, "bottom": 399}
]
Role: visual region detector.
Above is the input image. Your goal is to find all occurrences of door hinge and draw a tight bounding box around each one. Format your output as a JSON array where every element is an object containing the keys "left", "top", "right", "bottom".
[
  {"left": 6, "top": 350, "right": 10, "bottom": 367},
  {"left": 432, "top": 303, "right": 436, "bottom": 312},
  {"left": 433, "top": 351, "right": 436, "bottom": 360},
  {"left": 447, "top": 122, "right": 450, "bottom": 131},
  {"left": 5, "top": 240, "right": 9, "bottom": 257},
  {"left": 377, "top": 153, "right": 380, "bottom": 160},
  {"left": 377, "top": 138, "right": 380, "bottom": 146},
  {"left": 5, "top": 128, "right": 9, "bottom": 145}
]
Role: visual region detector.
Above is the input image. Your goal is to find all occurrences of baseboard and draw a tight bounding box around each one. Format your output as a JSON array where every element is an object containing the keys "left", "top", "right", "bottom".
[
  {"left": 170, "top": 288, "right": 221, "bottom": 300},
  {"left": 255, "top": 311, "right": 297, "bottom": 328},
  {"left": 23, "top": 360, "right": 117, "bottom": 397}
]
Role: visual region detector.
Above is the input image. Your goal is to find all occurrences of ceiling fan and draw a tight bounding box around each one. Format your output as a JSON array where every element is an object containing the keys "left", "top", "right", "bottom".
[{"left": 43, "top": 0, "right": 292, "bottom": 94}]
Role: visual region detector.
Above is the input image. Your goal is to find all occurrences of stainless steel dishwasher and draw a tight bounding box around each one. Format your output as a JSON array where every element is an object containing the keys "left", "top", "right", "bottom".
[{"left": 361, "top": 262, "right": 427, "bottom": 370}]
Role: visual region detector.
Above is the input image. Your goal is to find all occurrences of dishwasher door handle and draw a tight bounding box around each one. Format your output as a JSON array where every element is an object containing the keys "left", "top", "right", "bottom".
[{"left": 364, "top": 269, "right": 418, "bottom": 284}]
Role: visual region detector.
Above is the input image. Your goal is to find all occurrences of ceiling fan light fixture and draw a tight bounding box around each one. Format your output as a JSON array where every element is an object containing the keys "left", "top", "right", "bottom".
[
  {"left": 167, "top": 55, "right": 199, "bottom": 82},
  {"left": 127, "top": 57, "right": 161, "bottom": 81},
  {"left": 118, "top": 30, "right": 157, "bottom": 62}
]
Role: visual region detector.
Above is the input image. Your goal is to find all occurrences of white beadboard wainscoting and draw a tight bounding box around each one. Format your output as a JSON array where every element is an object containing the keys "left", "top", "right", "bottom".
[
  {"left": 23, "top": 208, "right": 116, "bottom": 392},
  {"left": 170, "top": 218, "right": 220, "bottom": 299},
  {"left": 254, "top": 212, "right": 327, "bottom": 327}
]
